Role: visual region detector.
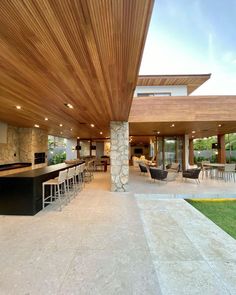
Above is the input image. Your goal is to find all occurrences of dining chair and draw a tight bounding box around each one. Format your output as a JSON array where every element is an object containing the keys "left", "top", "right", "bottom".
[{"left": 223, "top": 164, "right": 236, "bottom": 182}]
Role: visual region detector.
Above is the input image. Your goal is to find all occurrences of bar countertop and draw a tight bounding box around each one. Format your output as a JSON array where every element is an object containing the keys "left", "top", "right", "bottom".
[
  {"left": 0, "top": 162, "right": 84, "bottom": 178},
  {"left": 0, "top": 161, "right": 84, "bottom": 215}
]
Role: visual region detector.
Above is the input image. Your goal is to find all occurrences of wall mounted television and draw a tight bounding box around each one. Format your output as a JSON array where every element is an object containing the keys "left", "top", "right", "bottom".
[{"left": 134, "top": 148, "right": 143, "bottom": 154}]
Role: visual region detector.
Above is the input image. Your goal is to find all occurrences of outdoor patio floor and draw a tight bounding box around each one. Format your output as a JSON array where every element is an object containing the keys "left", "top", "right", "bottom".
[
  {"left": 129, "top": 166, "right": 236, "bottom": 198},
  {"left": 0, "top": 168, "right": 236, "bottom": 294}
]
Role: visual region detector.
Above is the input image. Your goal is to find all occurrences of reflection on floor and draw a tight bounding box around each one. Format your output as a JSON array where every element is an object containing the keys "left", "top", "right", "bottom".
[{"left": 0, "top": 169, "right": 235, "bottom": 294}]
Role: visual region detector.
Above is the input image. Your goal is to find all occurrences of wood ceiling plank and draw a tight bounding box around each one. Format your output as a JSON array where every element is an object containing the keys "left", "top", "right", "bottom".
[
  {"left": 129, "top": 121, "right": 236, "bottom": 139},
  {"left": 0, "top": 0, "right": 154, "bottom": 137}
]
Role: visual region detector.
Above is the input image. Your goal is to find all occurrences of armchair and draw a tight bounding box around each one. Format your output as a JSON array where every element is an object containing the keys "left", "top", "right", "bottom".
[
  {"left": 149, "top": 167, "right": 168, "bottom": 182},
  {"left": 139, "top": 163, "right": 148, "bottom": 175},
  {"left": 182, "top": 168, "right": 201, "bottom": 183}
]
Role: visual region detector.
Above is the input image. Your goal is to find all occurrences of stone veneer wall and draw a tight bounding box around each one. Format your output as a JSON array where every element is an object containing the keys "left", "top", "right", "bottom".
[
  {"left": 32, "top": 128, "right": 48, "bottom": 160},
  {"left": 110, "top": 121, "right": 129, "bottom": 192},
  {"left": 0, "top": 124, "right": 48, "bottom": 166},
  {"left": 18, "top": 128, "right": 33, "bottom": 163},
  {"left": 19, "top": 127, "right": 48, "bottom": 166},
  {"left": 0, "top": 126, "right": 20, "bottom": 164}
]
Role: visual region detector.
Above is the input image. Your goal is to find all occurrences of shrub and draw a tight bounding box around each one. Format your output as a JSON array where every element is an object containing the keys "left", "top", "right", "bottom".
[{"left": 49, "top": 152, "right": 66, "bottom": 165}]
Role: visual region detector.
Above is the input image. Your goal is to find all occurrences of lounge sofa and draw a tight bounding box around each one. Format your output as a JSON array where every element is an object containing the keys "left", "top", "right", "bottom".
[{"left": 132, "top": 155, "right": 148, "bottom": 167}]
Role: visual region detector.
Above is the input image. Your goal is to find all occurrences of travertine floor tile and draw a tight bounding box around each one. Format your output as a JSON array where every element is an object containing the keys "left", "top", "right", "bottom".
[
  {"left": 59, "top": 249, "right": 161, "bottom": 295},
  {"left": 153, "top": 260, "right": 230, "bottom": 295}
]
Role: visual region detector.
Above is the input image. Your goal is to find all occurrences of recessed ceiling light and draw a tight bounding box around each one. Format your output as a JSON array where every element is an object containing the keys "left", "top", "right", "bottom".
[
  {"left": 170, "top": 124, "right": 175, "bottom": 127},
  {"left": 100, "top": 131, "right": 103, "bottom": 135},
  {"left": 77, "top": 137, "right": 80, "bottom": 139},
  {"left": 70, "top": 128, "right": 73, "bottom": 131},
  {"left": 44, "top": 117, "right": 48, "bottom": 121},
  {"left": 64, "top": 103, "right": 74, "bottom": 109},
  {"left": 16, "top": 105, "right": 21, "bottom": 110},
  {"left": 60, "top": 132, "right": 63, "bottom": 135},
  {"left": 192, "top": 135, "right": 195, "bottom": 138},
  {"left": 157, "top": 131, "right": 160, "bottom": 134},
  {"left": 218, "top": 124, "right": 222, "bottom": 127},
  {"left": 90, "top": 124, "right": 95, "bottom": 127},
  {"left": 34, "top": 124, "right": 39, "bottom": 128},
  {"left": 192, "top": 131, "right": 196, "bottom": 134},
  {"left": 59, "top": 124, "right": 63, "bottom": 127}
]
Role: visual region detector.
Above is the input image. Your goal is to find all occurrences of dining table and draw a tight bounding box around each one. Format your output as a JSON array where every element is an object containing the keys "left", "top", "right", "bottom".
[{"left": 202, "top": 163, "right": 225, "bottom": 179}]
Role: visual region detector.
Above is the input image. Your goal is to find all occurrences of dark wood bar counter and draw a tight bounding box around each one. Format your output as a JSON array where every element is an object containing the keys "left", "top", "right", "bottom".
[{"left": 0, "top": 162, "right": 84, "bottom": 215}]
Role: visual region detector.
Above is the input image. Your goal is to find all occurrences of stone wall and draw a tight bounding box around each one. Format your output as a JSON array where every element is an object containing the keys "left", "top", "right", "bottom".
[
  {"left": 0, "top": 124, "right": 48, "bottom": 166},
  {"left": 110, "top": 121, "right": 129, "bottom": 192},
  {"left": 19, "top": 127, "right": 48, "bottom": 166},
  {"left": 32, "top": 128, "right": 48, "bottom": 158},
  {"left": 18, "top": 128, "right": 33, "bottom": 163},
  {"left": 0, "top": 126, "right": 20, "bottom": 164}
]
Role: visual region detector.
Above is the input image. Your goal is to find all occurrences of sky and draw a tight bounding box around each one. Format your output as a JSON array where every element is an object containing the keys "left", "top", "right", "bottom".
[{"left": 140, "top": 0, "right": 236, "bottom": 95}]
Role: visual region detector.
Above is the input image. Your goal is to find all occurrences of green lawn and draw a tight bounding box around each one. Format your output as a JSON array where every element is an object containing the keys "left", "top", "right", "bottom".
[{"left": 186, "top": 199, "right": 236, "bottom": 239}]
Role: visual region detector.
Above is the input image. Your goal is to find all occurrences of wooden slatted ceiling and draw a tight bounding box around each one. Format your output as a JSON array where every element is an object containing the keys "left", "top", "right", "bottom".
[
  {"left": 0, "top": 0, "right": 154, "bottom": 138},
  {"left": 137, "top": 74, "right": 211, "bottom": 95},
  {"left": 129, "top": 121, "right": 236, "bottom": 139}
]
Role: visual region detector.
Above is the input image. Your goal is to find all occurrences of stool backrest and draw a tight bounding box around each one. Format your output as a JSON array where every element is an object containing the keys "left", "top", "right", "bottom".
[
  {"left": 67, "top": 167, "right": 75, "bottom": 178},
  {"left": 58, "top": 170, "right": 67, "bottom": 183},
  {"left": 75, "top": 165, "right": 83, "bottom": 174},
  {"left": 80, "top": 163, "right": 86, "bottom": 172}
]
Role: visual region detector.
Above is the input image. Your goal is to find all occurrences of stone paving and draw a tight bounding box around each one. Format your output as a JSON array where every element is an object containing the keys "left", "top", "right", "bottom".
[{"left": 0, "top": 168, "right": 235, "bottom": 294}]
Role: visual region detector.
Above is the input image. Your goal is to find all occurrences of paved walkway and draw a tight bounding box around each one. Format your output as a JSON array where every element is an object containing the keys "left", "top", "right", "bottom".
[
  {"left": 0, "top": 169, "right": 235, "bottom": 294},
  {"left": 136, "top": 195, "right": 236, "bottom": 295}
]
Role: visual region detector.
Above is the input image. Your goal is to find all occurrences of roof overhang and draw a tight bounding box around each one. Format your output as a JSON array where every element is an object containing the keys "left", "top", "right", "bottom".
[
  {"left": 137, "top": 74, "right": 211, "bottom": 95},
  {"left": 129, "top": 95, "right": 236, "bottom": 138}
]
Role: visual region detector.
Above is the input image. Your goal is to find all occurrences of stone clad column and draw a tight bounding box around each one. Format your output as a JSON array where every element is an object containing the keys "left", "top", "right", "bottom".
[{"left": 110, "top": 121, "right": 129, "bottom": 192}]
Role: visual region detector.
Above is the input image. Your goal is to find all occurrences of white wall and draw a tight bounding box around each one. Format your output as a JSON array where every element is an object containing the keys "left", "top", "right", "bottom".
[
  {"left": 134, "top": 85, "right": 188, "bottom": 97},
  {"left": 66, "top": 138, "right": 77, "bottom": 160}
]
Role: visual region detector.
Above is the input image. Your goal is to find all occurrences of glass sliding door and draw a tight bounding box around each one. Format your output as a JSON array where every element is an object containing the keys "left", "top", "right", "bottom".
[{"left": 157, "top": 136, "right": 184, "bottom": 170}]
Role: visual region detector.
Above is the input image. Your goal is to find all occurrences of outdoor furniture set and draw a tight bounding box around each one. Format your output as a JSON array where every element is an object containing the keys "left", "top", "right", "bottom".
[
  {"left": 138, "top": 162, "right": 201, "bottom": 183},
  {"left": 201, "top": 162, "right": 236, "bottom": 182}
]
